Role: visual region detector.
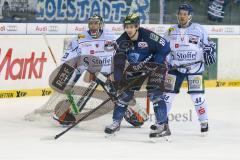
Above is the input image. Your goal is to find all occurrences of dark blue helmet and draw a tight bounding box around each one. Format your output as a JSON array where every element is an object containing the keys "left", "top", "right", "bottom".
[{"left": 178, "top": 3, "right": 193, "bottom": 15}]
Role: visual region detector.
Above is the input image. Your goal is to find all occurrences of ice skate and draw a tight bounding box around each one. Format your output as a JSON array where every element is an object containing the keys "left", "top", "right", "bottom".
[
  {"left": 104, "top": 120, "right": 121, "bottom": 137},
  {"left": 149, "top": 122, "right": 171, "bottom": 142},
  {"left": 150, "top": 123, "right": 158, "bottom": 130},
  {"left": 200, "top": 121, "right": 208, "bottom": 136}
]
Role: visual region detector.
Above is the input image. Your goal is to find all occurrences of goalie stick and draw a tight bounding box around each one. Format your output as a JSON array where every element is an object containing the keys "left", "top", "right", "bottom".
[{"left": 54, "top": 71, "right": 150, "bottom": 139}]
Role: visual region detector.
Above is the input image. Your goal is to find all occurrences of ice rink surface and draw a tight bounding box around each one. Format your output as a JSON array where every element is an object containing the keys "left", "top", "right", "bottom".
[{"left": 0, "top": 88, "right": 240, "bottom": 160}]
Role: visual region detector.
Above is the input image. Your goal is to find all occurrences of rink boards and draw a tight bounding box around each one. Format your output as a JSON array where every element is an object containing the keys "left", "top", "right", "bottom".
[{"left": 0, "top": 79, "right": 240, "bottom": 98}]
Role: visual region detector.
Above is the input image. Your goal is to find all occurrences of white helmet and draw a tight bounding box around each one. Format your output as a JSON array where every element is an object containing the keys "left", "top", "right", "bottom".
[{"left": 88, "top": 14, "right": 104, "bottom": 39}]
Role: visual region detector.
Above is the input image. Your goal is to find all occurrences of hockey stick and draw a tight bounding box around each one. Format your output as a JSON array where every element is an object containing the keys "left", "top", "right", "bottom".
[
  {"left": 170, "top": 60, "right": 203, "bottom": 71},
  {"left": 43, "top": 34, "right": 58, "bottom": 65},
  {"left": 54, "top": 72, "right": 150, "bottom": 139},
  {"left": 76, "top": 81, "right": 99, "bottom": 113},
  {"left": 72, "top": 73, "right": 107, "bottom": 113}
]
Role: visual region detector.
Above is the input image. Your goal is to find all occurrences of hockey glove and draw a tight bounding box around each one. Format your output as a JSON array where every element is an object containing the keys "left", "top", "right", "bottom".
[{"left": 203, "top": 41, "right": 216, "bottom": 66}]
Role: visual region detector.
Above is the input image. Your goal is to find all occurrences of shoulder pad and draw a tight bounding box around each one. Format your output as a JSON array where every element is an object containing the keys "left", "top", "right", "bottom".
[
  {"left": 192, "top": 23, "right": 203, "bottom": 30},
  {"left": 67, "top": 38, "right": 78, "bottom": 50}
]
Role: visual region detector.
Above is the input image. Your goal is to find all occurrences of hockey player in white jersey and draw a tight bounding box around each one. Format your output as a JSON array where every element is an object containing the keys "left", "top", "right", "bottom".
[
  {"left": 53, "top": 14, "right": 117, "bottom": 125},
  {"left": 61, "top": 14, "right": 115, "bottom": 76},
  {"left": 151, "top": 4, "right": 216, "bottom": 135}
]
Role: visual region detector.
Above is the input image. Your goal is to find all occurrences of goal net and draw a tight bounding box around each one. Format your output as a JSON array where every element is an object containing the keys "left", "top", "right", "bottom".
[
  {"left": 24, "top": 37, "right": 150, "bottom": 122},
  {"left": 24, "top": 71, "right": 150, "bottom": 122}
]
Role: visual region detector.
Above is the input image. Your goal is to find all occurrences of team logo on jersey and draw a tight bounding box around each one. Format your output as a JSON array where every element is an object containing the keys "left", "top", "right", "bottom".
[
  {"left": 104, "top": 40, "right": 114, "bottom": 46},
  {"left": 90, "top": 50, "right": 95, "bottom": 54},
  {"left": 138, "top": 42, "right": 148, "bottom": 48},
  {"left": 83, "top": 56, "right": 112, "bottom": 68},
  {"left": 95, "top": 44, "right": 99, "bottom": 48},
  {"left": 198, "top": 107, "right": 205, "bottom": 115},
  {"left": 80, "top": 42, "right": 91, "bottom": 47},
  {"left": 176, "top": 51, "right": 197, "bottom": 61},
  {"left": 150, "top": 33, "right": 160, "bottom": 42},
  {"left": 104, "top": 40, "right": 115, "bottom": 51},
  {"left": 128, "top": 53, "right": 140, "bottom": 63},
  {"left": 175, "top": 44, "right": 179, "bottom": 48},
  {"left": 189, "top": 36, "right": 199, "bottom": 44}
]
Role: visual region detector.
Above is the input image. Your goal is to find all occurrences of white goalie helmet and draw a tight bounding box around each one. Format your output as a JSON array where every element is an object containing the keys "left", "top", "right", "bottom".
[{"left": 88, "top": 14, "right": 104, "bottom": 39}]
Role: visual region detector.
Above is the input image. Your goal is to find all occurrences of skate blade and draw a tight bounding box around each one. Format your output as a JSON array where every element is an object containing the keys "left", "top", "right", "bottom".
[
  {"left": 40, "top": 136, "right": 56, "bottom": 141},
  {"left": 105, "top": 133, "right": 117, "bottom": 139},
  {"left": 149, "top": 136, "right": 172, "bottom": 143},
  {"left": 201, "top": 132, "right": 208, "bottom": 137}
]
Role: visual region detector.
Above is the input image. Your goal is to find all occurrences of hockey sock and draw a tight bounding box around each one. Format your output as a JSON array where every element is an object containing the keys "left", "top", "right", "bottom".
[
  {"left": 153, "top": 100, "right": 168, "bottom": 124},
  {"left": 191, "top": 94, "right": 208, "bottom": 122},
  {"left": 113, "top": 102, "right": 127, "bottom": 122}
]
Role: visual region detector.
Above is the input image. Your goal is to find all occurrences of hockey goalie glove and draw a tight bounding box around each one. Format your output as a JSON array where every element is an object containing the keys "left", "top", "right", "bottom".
[
  {"left": 203, "top": 41, "right": 216, "bottom": 66},
  {"left": 124, "top": 105, "right": 149, "bottom": 127}
]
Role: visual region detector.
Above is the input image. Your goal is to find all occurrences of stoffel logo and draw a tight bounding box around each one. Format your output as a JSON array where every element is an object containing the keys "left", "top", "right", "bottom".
[{"left": 0, "top": 48, "right": 47, "bottom": 80}]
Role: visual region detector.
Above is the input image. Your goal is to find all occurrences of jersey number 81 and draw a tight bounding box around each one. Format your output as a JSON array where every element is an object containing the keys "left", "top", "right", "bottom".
[{"left": 159, "top": 37, "right": 165, "bottom": 47}]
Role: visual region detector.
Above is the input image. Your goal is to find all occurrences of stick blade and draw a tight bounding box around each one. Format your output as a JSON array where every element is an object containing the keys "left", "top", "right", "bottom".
[{"left": 40, "top": 136, "right": 56, "bottom": 141}]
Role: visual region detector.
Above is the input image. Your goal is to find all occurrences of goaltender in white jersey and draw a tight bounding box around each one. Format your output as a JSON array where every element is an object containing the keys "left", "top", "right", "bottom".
[
  {"left": 61, "top": 18, "right": 115, "bottom": 77},
  {"left": 54, "top": 14, "right": 148, "bottom": 126},
  {"left": 53, "top": 14, "right": 116, "bottom": 125}
]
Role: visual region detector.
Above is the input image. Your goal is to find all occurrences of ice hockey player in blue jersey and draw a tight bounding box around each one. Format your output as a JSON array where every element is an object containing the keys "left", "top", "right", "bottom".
[
  {"left": 151, "top": 3, "right": 216, "bottom": 135},
  {"left": 104, "top": 13, "right": 171, "bottom": 139}
]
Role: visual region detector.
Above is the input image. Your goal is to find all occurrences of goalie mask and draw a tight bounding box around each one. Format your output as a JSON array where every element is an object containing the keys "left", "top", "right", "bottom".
[
  {"left": 88, "top": 14, "right": 104, "bottom": 39},
  {"left": 124, "top": 106, "right": 148, "bottom": 127}
]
